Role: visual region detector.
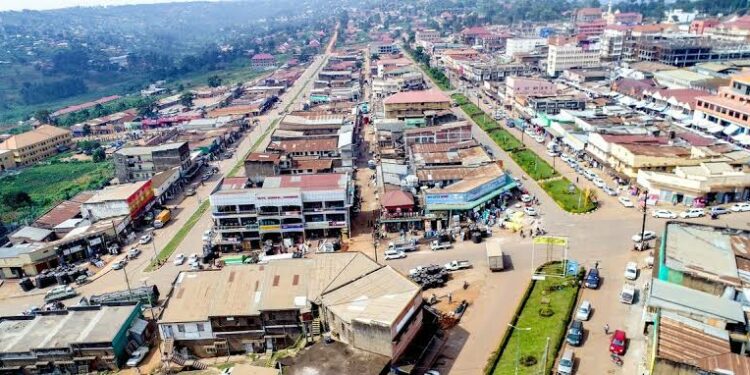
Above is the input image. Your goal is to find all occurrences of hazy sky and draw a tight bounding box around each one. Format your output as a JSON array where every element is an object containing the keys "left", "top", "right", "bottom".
[{"left": 0, "top": 0, "right": 221, "bottom": 12}]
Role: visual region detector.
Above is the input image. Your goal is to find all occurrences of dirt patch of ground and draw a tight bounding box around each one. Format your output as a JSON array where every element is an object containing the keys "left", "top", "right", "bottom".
[{"left": 285, "top": 341, "right": 389, "bottom": 375}]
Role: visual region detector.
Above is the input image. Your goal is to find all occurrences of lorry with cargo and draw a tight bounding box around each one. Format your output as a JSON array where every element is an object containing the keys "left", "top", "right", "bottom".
[
  {"left": 153, "top": 209, "right": 171, "bottom": 228},
  {"left": 486, "top": 238, "right": 505, "bottom": 271}
]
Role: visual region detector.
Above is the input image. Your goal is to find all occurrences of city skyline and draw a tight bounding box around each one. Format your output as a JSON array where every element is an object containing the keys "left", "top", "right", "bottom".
[{"left": 0, "top": 0, "right": 221, "bottom": 12}]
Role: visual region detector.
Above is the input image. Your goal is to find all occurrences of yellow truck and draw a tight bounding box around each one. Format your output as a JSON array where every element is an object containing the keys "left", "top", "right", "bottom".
[{"left": 153, "top": 209, "right": 171, "bottom": 228}]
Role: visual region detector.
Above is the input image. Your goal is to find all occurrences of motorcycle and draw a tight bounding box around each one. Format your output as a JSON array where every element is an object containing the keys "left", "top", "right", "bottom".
[{"left": 610, "top": 353, "right": 623, "bottom": 366}]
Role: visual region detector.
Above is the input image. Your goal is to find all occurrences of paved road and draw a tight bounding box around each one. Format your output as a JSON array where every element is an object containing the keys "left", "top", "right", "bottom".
[
  {"left": 0, "top": 47, "right": 335, "bottom": 316},
  {"left": 384, "top": 63, "right": 750, "bottom": 374}
]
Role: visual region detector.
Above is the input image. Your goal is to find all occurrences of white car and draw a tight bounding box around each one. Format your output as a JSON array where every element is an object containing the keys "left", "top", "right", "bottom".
[
  {"left": 624, "top": 261, "right": 638, "bottom": 280},
  {"left": 731, "top": 202, "right": 750, "bottom": 212},
  {"left": 575, "top": 300, "right": 592, "bottom": 321},
  {"left": 534, "top": 135, "right": 545, "bottom": 143},
  {"left": 520, "top": 194, "right": 533, "bottom": 203},
  {"left": 546, "top": 149, "right": 560, "bottom": 157},
  {"left": 632, "top": 230, "right": 656, "bottom": 242},
  {"left": 618, "top": 196, "right": 634, "bottom": 208},
  {"left": 384, "top": 250, "right": 406, "bottom": 260},
  {"left": 602, "top": 186, "right": 618, "bottom": 196},
  {"left": 523, "top": 207, "right": 538, "bottom": 216},
  {"left": 173, "top": 253, "right": 186, "bottom": 265},
  {"left": 583, "top": 169, "right": 598, "bottom": 181},
  {"left": 680, "top": 208, "right": 705, "bottom": 218},
  {"left": 188, "top": 253, "right": 199, "bottom": 263},
  {"left": 111, "top": 260, "right": 126, "bottom": 270},
  {"left": 126, "top": 346, "right": 149, "bottom": 367},
  {"left": 139, "top": 234, "right": 152, "bottom": 245},
  {"left": 592, "top": 177, "right": 606, "bottom": 188},
  {"left": 652, "top": 209, "right": 677, "bottom": 219}
]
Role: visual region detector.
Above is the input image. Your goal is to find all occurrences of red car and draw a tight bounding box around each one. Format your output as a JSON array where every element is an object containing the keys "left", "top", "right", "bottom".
[{"left": 609, "top": 330, "right": 627, "bottom": 355}]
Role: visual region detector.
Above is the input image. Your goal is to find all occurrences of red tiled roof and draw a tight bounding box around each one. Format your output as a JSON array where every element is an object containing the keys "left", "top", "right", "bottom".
[
  {"left": 252, "top": 53, "right": 274, "bottom": 60},
  {"left": 269, "top": 138, "right": 338, "bottom": 153},
  {"left": 245, "top": 152, "right": 280, "bottom": 164},
  {"left": 383, "top": 90, "right": 451, "bottom": 105},
  {"left": 381, "top": 190, "right": 414, "bottom": 208}
]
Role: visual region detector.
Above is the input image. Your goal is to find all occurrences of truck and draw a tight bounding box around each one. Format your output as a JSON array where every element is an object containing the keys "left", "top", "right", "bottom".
[
  {"left": 444, "top": 260, "right": 472, "bottom": 271},
  {"left": 153, "top": 209, "right": 171, "bottom": 228},
  {"left": 44, "top": 286, "right": 78, "bottom": 303},
  {"left": 430, "top": 240, "right": 452, "bottom": 251},
  {"left": 620, "top": 283, "right": 636, "bottom": 304},
  {"left": 486, "top": 238, "right": 505, "bottom": 271},
  {"left": 388, "top": 238, "right": 418, "bottom": 252}
]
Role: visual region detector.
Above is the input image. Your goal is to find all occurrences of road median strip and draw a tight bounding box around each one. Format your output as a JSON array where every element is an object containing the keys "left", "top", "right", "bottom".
[
  {"left": 145, "top": 200, "right": 209, "bottom": 271},
  {"left": 486, "top": 262, "right": 582, "bottom": 375},
  {"left": 450, "top": 93, "right": 597, "bottom": 214}
]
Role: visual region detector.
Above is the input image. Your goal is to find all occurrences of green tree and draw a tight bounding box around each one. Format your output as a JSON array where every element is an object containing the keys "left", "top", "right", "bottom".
[
  {"left": 207, "top": 75, "right": 222, "bottom": 88},
  {"left": 34, "top": 109, "right": 53, "bottom": 124},
  {"left": 92, "top": 148, "right": 106, "bottom": 162},
  {"left": 2, "top": 191, "right": 32, "bottom": 209},
  {"left": 137, "top": 98, "right": 157, "bottom": 118},
  {"left": 179, "top": 92, "right": 195, "bottom": 107}
]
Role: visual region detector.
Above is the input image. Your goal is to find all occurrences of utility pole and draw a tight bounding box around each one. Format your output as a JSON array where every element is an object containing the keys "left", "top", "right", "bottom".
[
  {"left": 639, "top": 192, "right": 648, "bottom": 246},
  {"left": 507, "top": 323, "right": 532, "bottom": 375},
  {"left": 122, "top": 268, "right": 132, "bottom": 297}
]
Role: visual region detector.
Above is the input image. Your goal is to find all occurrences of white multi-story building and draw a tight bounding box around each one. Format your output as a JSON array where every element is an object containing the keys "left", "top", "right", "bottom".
[
  {"left": 209, "top": 173, "right": 353, "bottom": 251},
  {"left": 546, "top": 37, "right": 601, "bottom": 77},
  {"left": 505, "top": 38, "right": 547, "bottom": 58},
  {"left": 415, "top": 29, "right": 441, "bottom": 43},
  {"left": 600, "top": 28, "right": 626, "bottom": 61}
]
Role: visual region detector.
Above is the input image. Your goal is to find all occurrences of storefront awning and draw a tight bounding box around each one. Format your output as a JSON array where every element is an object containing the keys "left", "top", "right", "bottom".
[
  {"left": 706, "top": 124, "right": 725, "bottom": 134},
  {"left": 733, "top": 134, "right": 750, "bottom": 146},
  {"left": 427, "top": 181, "right": 517, "bottom": 211},
  {"left": 723, "top": 124, "right": 741, "bottom": 136}
]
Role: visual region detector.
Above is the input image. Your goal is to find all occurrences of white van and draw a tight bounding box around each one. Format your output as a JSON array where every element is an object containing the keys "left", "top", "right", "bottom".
[{"left": 557, "top": 349, "right": 574, "bottom": 375}]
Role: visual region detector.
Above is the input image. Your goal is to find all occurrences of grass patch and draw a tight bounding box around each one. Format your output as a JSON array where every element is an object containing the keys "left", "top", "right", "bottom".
[
  {"left": 146, "top": 200, "right": 209, "bottom": 271},
  {"left": 510, "top": 149, "right": 557, "bottom": 181},
  {"left": 541, "top": 178, "right": 598, "bottom": 214},
  {"left": 491, "top": 263, "right": 581, "bottom": 375},
  {"left": 489, "top": 129, "right": 523, "bottom": 151},
  {"left": 0, "top": 160, "right": 113, "bottom": 223}
]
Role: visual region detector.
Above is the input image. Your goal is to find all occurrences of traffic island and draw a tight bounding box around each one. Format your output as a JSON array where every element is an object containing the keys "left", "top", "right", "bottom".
[{"left": 484, "top": 262, "right": 582, "bottom": 375}]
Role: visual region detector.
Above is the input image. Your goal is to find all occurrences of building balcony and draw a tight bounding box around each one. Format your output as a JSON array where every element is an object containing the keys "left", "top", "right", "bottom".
[
  {"left": 212, "top": 210, "right": 258, "bottom": 217},
  {"left": 215, "top": 224, "right": 259, "bottom": 231}
]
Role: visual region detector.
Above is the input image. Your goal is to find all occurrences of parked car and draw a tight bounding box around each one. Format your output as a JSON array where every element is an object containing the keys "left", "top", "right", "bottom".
[
  {"left": 679, "top": 208, "right": 705, "bottom": 218},
  {"left": 731, "top": 202, "right": 750, "bottom": 212},
  {"left": 602, "top": 186, "right": 618, "bottom": 196},
  {"left": 709, "top": 206, "right": 730, "bottom": 216},
  {"left": 188, "top": 253, "right": 199, "bottom": 263},
  {"left": 584, "top": 268, "right": 600, "bottom": 289},
  {"left": 618, "top": 196, "right": 634, "bottom": 208},
  {"left": 631, "top": 230, "right": 656, "bottom": 242},
  {"left": 384, "top": 250, "right": 407, "bottom": 260},
  {"left": 111, "top": 260, "right": 126, "bottom": 270},
  {"left": 566, "top": 319, "right": 584, "bottom": 346},
  {"left": 126, "top": 346, "right": 150, "bottom": 367},
  {"left": 583, "top": 169, "right": 598, "bottom": 180},
  {"left": 557, "top": 349, "right": 574, "bottom": 375},
  {"left": 609, "top": 330, "right": 627, "bottom": 355},
  {"left": 523, "top": 207, "right": 538, "bottom": 216},
  {"left": 139, "top": 234, "right": 152, "bottom": 245},
  {"left": 652, "top": 209, "right": 677, "bottom": 219},
  {"left": 520, "top": 194, "right": 533, "bottom": 203},
  {"left": 576, "top": 300, "right": 592, "bottom": 321},
  {"left": 127, "top": 248, "right": 141, "bottom": 260},
  {"left": 173, "top": 253, "right": 186, "bottom": 265},
  {"left": 444, "top": 260, "right": 472, "bottom": 271},
  {"left": 624, "top": 261, "right": 638, "bottom": 280},
  {"left": 592, "top": 177, "right": 606, "bottom": 188}
]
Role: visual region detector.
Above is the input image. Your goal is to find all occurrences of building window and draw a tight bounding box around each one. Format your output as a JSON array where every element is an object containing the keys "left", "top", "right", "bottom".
[
  {"left": 197, "top": 323, "right": 205, "bottom": 332},
  {"left": 177, "top": 324, "right": 185, "bottom": 333}
]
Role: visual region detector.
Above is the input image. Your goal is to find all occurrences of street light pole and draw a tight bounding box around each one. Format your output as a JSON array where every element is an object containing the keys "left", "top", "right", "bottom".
[
  {"left": 640, "top": 193, "right": 648, "bottom": 246},
  {"left": 507, "top": 323, "right": 532, "bottom": 375},
  {"left": 122, "top": 268, "right": 132, "bottom": 297}
]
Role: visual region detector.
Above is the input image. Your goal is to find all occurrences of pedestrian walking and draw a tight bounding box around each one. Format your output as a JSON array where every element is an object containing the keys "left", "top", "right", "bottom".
[
  {"left": 604, "top": 324, "right": 610, "bottom": 335},
  {"left": 448, "top": 292, "right": 453, "bottom": 303}
]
